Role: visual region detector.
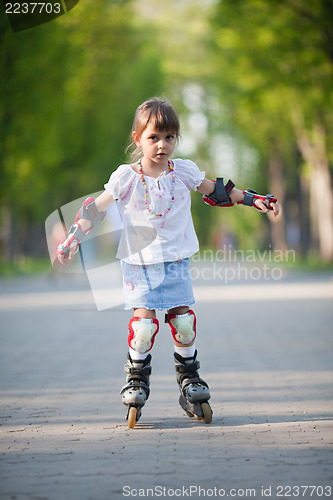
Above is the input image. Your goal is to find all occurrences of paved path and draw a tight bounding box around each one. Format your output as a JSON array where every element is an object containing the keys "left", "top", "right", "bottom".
[{"left": 0, "top": 267, "right": 333, "bottom": 500}]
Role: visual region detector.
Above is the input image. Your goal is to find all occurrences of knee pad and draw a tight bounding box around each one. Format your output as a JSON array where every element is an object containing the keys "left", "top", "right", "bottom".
[
  {"left": 128, "top": 317, "right": 159, "bottom": 353},
  {"left": 167, "top": 310, "right": 196, "bottom": 345}
]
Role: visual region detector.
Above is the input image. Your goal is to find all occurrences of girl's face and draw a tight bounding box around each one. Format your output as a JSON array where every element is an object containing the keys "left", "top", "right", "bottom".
[{"left": 133, "top": 122, "right": 177, "bottom": 166}]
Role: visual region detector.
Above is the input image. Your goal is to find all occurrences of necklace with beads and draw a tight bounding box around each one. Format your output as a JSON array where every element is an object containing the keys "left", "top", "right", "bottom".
[{"left": 138, "top": 158, "right": 176, "bottom": 217}]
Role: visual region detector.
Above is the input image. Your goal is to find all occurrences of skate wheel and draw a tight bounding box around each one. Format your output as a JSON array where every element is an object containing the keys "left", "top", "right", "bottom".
[
  {"left": 128, "top": 407, "right": 138, "bottom": 429},
  {"left": 201, "top": 403, "right": 212, "bottom": 424},
  {"left": 186, "top": 411, "right": 195, "bottom": 418},
  {"left": 195, "top": 414, "right": 203, "bottom": 421}
]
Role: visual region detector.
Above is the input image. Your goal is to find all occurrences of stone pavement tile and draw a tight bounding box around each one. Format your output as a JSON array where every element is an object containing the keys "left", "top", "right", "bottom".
[
  {"left": 1, "top": 369, "right": 333, "bottom": 500},
  {"left": 0, "top": 275, "right": 332, "bottom": 499}
]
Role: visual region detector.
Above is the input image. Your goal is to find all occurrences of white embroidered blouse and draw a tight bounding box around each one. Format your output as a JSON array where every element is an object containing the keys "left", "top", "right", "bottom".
[{"left": 104, "top": 158, "right": 205, "bottom": 265}]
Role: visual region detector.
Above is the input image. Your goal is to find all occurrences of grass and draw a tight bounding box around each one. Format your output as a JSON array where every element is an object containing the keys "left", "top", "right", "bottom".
[
  {"left": 0, "top": 253, "right": 332, "bottom": 278},
  {"left": 0, "top": 257, "right": 52, "bottom": 277},
  {"left": 282, "top": 255, "right": 333, "bottom": 273}
]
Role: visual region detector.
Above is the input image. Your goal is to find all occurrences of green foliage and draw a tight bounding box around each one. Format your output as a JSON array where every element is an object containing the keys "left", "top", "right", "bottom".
[
  {"left": 2, "top": 0, "right": 332, "bottom": 262},
  {"left": 1, "top": 0, "right": 164, "bottom": 226},
  {"left": 211, "top": 0, "right": 333, "bottom": 162}
]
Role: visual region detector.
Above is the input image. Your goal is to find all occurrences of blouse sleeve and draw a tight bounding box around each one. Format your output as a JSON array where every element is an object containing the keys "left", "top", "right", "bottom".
[
  {"left": 175, "top": 159, "right": 205, "bottom": 191},
  {"left": 104, "top": 164, "right": 134, "bottom": 200}
]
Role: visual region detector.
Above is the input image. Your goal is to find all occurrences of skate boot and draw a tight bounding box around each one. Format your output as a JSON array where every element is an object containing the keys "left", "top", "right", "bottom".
[
  {"left": 120, "top": 353, "right": 152, "bottom": 429},
  {"left": 174, "top": 350, "right": 213, "bottom": 423}
]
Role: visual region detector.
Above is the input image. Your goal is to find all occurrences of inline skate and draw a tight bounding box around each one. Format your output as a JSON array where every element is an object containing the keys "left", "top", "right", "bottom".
[
  {"left": 120, "top": 353, "right": 152, "bottom": 429},
  {"left": 174, "top": 350, "right": 212, "bottom": 423}
]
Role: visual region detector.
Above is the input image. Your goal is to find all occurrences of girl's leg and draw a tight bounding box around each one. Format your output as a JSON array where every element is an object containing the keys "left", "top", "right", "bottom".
[
  {"left": 134, "top": 308, "right": 156, "bottom": 319},
  {"left": 166, "top": 306, "right": 212, "bottom": 423},
  {"left": 121, "top": 308, "right": 159, "bottom": 428}
]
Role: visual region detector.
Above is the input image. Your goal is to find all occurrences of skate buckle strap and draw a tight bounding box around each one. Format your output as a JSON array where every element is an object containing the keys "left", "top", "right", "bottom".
[
  {"left": 175, "top": 360, "right": 200, "bottom": 374},
  {"left": 181, "top": 377, "right": 208, "bottom": 392},
  {"left": 120, "top": 380, "right": 150, "bottom": 397},
  {"left": 125, "top": 365, "right": 152, "bottom": 377}
]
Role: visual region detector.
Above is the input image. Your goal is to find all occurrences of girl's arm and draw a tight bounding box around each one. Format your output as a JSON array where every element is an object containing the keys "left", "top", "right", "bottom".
[
  {"left": 197, "top": 178, "right": 243, "bottom": 202},
  {"left": 197, "top": 178, "right": 279, "bottom": 216},
  {"left": 77, "top": 191, "right": 115, "bottom": 232},
  {"left": 58, "top": 190, "right": 115, "bottom": 265}
]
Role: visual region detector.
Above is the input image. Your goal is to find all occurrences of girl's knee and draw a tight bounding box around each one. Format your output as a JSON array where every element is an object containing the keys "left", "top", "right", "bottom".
[
  {"left": 168, "top": 306, "right": 189, "bottom": 315},
  {"left": 133, "top": 308, "right": 156, "bottom": 319}
]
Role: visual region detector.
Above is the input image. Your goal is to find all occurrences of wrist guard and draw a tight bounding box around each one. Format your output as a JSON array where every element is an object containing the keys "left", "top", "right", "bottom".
[
  {"left": 56, "top": 222, "right": 87, "bottom": 259},
  {"left": 202, "top": 178, "right": 235, "bottom": 207},
  {"left": 238, "top": 189, "right": 277, "bottom": 212},
  {"left": 75, "top": 197, "right": 106, "bottom": 228}
]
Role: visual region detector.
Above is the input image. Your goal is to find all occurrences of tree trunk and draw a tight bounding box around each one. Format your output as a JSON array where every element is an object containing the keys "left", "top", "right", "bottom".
[
  {"left": 294, "top": 122, "right": 333, "bottom": 261},
  {"left": 268, "top": 152, "right": 288, "bottom": 252},
  {"left": 1, "top": 203, "right": 17, "bottom": 262},
  {"left": 298, "top": 169, "right": 311, "bottom": 257}
]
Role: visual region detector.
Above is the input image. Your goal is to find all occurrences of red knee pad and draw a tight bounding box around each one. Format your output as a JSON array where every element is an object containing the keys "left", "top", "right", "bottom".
[
  {"left": 166, "top": 310, "right": 196, "bottom": 344},
  {"left": 128, "top": 317, "right": 159, "bottom": 353}
]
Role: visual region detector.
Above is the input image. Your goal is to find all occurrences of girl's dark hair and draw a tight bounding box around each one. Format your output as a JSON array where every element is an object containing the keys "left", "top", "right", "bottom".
[{"left": 127, "top": 98, "right": 180, "bottom": 161}]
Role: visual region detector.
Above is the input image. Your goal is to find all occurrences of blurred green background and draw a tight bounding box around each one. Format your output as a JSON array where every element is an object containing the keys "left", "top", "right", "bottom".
[{"left": 1, "top": 0, "right": 333, "bottom": 274}]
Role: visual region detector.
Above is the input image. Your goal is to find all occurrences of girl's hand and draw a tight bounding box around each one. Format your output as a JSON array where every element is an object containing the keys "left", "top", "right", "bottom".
[
  {"left": 57, "top": 241, "right": 78, "bottom": 266},
  {"left": 254, "top": 198, "right": 280, "bottom": 217}
]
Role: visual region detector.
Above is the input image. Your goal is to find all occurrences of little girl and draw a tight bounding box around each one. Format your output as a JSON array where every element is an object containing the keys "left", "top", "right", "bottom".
[{"left": 57, "top": 97, "right": 279, "bottom": 429}]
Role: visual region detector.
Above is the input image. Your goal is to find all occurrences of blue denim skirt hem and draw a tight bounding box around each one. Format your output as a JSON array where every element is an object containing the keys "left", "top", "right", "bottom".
[{"left": 121, "top": 258, "right": 195, "bottom": 311}]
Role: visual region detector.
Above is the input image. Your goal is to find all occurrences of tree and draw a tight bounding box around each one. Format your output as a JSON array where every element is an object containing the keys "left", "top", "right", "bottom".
[
  {"left": 0, "top": 0, "right": 165, "bottom": 259},
  {"left": 211, "top": 0, "right": 333, "bottom": 260}
]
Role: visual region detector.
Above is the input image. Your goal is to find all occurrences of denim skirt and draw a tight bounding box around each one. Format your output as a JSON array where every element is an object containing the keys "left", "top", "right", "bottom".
[{"left": 121, "top": 258, "right": 195, "bottom": 311}]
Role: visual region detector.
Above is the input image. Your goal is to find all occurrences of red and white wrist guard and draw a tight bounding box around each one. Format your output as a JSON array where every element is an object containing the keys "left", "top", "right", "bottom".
[
  {"left": 57, "top": 197, "right": 106, "bottom": 260},
  {"left": 75, "top": 197, "right": 106, "bottom": 228},
  {"left": 56, "top": 222, "right": 88, "bottom": 259},
  {"left": 237, "top": 189, "right": 277, "bottom": 212},
  {"left": 202, "top": 178, "right": 235, "bottom": 207}
]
